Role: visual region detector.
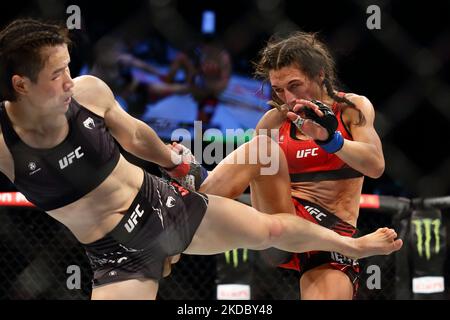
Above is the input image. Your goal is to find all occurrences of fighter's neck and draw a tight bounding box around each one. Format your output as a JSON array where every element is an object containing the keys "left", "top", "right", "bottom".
[
  {"left": 317, "top": 89, "right": 338, "bottom": 106},
  {"left": 4, "top": 100, "right": 67, "bottom": 134}
]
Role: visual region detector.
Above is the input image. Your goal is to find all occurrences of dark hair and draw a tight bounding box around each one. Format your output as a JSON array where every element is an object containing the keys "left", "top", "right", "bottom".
[
  {"left": 0, "top": 18, "right": 71, "bottom": 101},
  {"left": 255, "top": 31, "right": 365, "bottom": 125}
]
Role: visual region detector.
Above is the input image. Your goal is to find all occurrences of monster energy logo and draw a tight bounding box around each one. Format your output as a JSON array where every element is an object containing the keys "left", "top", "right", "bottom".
[
  {"left": 412, "top": 218, "right": 441, "bottom": 260},
  {"left": 224, "top": 249, "right": 248, "bottom": 268}
]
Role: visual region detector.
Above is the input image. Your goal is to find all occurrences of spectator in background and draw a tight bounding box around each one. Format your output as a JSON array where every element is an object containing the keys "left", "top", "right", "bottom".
[
  {"left": 162, "top": 36, "right": 232, "bottom": 125},
  {"left": 90, "top": 35, "right": 185, "bottom": 117}
]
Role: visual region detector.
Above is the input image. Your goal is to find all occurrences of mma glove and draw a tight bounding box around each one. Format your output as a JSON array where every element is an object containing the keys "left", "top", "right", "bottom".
[
  {"left": 160, "top": 144, "right": 209, "bottom": 191},
  {"left": 299, "top": 100, "right": 344, "bottom": 153}
]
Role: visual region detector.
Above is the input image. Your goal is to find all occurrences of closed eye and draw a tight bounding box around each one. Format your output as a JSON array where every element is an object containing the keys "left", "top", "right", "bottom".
[
  {"left": 51, "top": 63, "right": 71, "bottom": 80},
  {"left": 273, "top": 87, "right": 284, "bottom": 94},
  {"left": 289, "top": 83, "right": 301, "bottom": 90}
]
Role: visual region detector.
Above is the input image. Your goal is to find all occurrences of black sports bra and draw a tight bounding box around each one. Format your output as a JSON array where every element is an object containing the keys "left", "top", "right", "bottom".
[{"left": 0, "top": 99, "right": 120, "bottom": 210}]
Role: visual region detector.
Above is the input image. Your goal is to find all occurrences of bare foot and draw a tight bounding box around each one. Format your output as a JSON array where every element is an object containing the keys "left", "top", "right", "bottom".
[{"left": 345, "top": 227, "right": 403, "bottom": 259}]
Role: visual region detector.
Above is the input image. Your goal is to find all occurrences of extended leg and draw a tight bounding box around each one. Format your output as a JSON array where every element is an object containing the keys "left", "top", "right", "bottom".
[{"left": 184, "top": 195, "right": 403, "bottom": 259}]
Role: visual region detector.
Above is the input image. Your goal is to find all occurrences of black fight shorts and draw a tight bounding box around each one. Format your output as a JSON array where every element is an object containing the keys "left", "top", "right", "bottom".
[{"left": 83, "top": 171, "right": 209, "bottom": 287}]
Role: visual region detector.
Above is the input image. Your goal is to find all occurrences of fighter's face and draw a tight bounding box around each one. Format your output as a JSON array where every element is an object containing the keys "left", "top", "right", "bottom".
[
  {"left": 269, "top": 64, "right": 323, "bottom": 110},
  {"left": 25, "top": 44, "right": 74, "bottom": 113}
]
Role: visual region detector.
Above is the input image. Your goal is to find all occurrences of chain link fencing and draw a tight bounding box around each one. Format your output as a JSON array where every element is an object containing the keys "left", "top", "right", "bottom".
[{"left": 2, "top": 195, "right": 448, "bottom": 300}]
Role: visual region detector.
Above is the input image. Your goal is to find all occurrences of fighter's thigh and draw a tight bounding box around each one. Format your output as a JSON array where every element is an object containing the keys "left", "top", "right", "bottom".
[
  {"left": 184, "top": 195, "right": 279, "bottom": 255},
  {"left": 91, "top": 278, "right": 159, "bottom": 300},
  {"left": 199, "top": 145, "right": 258, "bottom": 197},
  {"left": 249, "top": 177, "right": 294, "bottom": 214},
  {"left": 300, "top": 265, "right": 353, "bottom": 300}
]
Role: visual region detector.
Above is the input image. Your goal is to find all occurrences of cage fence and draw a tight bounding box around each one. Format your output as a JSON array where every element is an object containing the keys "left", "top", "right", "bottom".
[{"left": 1, "top": 193, "right": 449, "bottom": 300}]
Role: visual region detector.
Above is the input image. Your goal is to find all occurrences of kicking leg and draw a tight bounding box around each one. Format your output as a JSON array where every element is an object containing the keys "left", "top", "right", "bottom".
[{"left": 184, "top": 195, "right": 403, "bottom": 259}]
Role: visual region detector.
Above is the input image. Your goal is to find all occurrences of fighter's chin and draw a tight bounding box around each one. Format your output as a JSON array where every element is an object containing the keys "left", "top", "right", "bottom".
[
  {"left": 63, "top": 96, "right": 72, "bottom": 105},
  {"left": 55, "top": 101, "right": 70, "bottom": 113}
]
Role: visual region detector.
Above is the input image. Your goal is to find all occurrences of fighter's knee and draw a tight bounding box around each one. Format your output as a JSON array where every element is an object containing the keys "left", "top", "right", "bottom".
[
  {"left": 258, "top": 216, "right": 285, "bottom": 249},
  {"left": 250, "top": 135, "right": 277, "bottom": 151},
  {"left": 269, "top": 216, "right": 285, "bottom": 239}
]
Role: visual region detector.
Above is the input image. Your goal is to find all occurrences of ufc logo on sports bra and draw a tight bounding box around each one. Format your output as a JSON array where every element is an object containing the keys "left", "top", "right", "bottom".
[
  {"left": 125, "top": 204, "right": 145, "bottom": 233},
  {"left": 296, "top": 148, "right": 319, "bottom": 159},
  {"left": 59, "top": 146, "right": 84, "bottom": 169}
]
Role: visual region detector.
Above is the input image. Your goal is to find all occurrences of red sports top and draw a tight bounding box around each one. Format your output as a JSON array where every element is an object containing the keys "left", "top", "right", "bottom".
[{"left": 277, "top": 98, "right": 363, "bottom": 182}]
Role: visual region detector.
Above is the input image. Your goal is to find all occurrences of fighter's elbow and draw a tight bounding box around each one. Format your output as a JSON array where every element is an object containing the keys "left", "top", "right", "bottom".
[{"left": 366, "top": 160, "right": 385, "bottom": 179}]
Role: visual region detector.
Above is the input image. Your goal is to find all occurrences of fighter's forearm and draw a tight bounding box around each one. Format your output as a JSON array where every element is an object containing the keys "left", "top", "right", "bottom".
[
  {"left": 335, "top": 139, "right": 385, "bottom": 178},
  {"left": 125, "top": 120, "right": 181, "bottom": 168}
]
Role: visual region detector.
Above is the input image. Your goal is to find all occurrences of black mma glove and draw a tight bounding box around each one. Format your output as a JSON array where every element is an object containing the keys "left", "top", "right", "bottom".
[{"left": 300, "top": 100, "right": 343, "bottom": 153}]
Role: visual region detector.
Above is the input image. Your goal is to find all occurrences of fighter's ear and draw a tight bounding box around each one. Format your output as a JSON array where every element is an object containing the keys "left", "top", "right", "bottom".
[
  {"left": 12, "top": 75, "right": 30, "bottom": 96},
  {"left": 318, "top": 69, "right": 325, "bottom": 83}
]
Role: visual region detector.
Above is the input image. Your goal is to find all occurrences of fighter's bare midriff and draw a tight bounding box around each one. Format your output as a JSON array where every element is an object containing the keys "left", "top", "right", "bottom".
[
  {"left": 290, "top": 176, "right": 363, "bottom": 226},
  {"left": 46, "top": 155, "right": 144, "bottom": 244}
]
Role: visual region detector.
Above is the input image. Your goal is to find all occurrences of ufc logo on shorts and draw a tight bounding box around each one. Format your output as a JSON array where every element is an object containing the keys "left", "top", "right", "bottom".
[
  {"left": 125, "top": 204, "right": 145, "bottom": 233},
  {"left": 304, "top": 205, "right": 327, "bottom": 221},
  {"left": 296, "top": 148, "right": 319, "bottom": 158},
  {"left": 59, "top": 146, "right": 84, "bottom": 169}
]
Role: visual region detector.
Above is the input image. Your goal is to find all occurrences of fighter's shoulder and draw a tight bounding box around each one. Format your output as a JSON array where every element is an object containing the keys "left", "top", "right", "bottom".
[
  {"left": 72, "top": 75, "right": 115, "bottom": 116},
  {"left": 343, "top": 93, "right": 374, "bottom": 113},
  {"left": 341, "top": 93, "right": 376, "bottom": 125},
  {"left": 257, "top": 108, "right": 285, "bottom": 130}
]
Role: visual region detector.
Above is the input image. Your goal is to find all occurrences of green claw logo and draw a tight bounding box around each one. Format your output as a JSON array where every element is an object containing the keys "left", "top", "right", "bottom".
[
  {"left": 412, "top": 219, "right": 441, "bottom": 260},
  {"left": 224, "top": 249, "right": 248, "bottom": 268}
]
